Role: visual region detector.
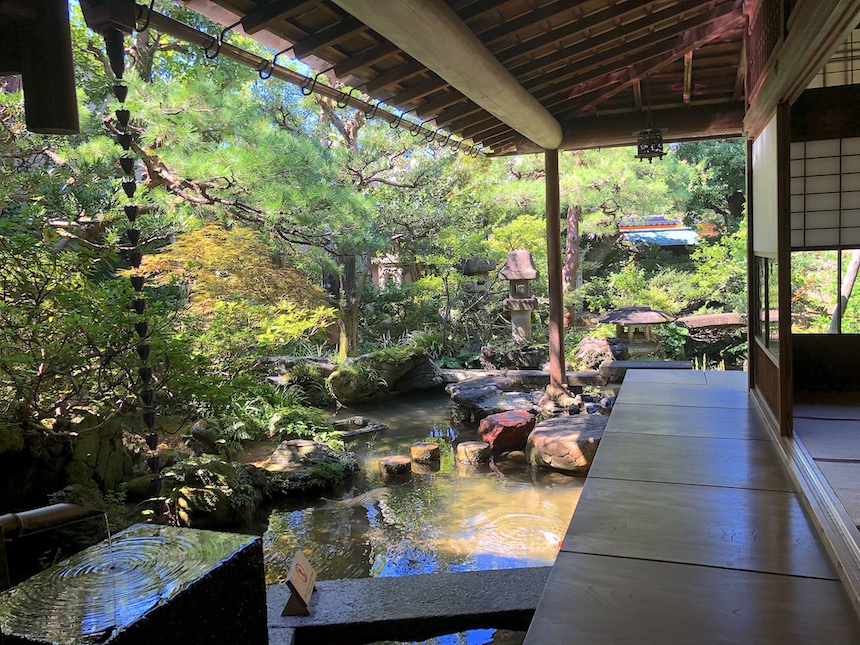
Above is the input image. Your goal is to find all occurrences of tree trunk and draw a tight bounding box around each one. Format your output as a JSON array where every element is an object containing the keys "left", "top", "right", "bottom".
[
  {"left": 336, "top": 253, "right": 371, "bottom": 358},
  {"left": 583, "top": 232, "right": 622, "bottom": 276},
  {"left": 563, "top": 205, "right": 581, "bottom": 292},
  {"left": 828, "top": 249, "right": 860, "bottom": 333}
]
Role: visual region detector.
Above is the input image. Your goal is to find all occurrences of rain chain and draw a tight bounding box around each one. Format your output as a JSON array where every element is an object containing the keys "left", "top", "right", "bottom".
[{"left": 108, "top": 35, "right": 162, "bottom": 511}]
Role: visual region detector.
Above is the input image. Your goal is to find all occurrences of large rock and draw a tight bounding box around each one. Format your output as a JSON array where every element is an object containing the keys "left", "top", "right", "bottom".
[
  {"left": 262, "top": 439, "right": 347, "bottom": 474},
  {"left": 446, "top": 376, "right": 542, "bottom": 421},
  {"left": 526, "top": 415, "right": 607, "bottom": 475},
  {"left": 574, "top": 336, "right": 629, "bottom": 370},
  {"left": 163, "top": 456, "right": 263, "bottom": 528},
  {"left": 328, "top": 350, "right": 443, "bottom": 403},
  {"left": 478, "top": 411, "right": 536, "bottom": 454}
]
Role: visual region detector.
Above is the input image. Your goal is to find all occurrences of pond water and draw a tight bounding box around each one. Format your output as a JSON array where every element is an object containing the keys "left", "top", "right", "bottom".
[{"left": 257, "top": 389, "right": 584, "bottom": 645}]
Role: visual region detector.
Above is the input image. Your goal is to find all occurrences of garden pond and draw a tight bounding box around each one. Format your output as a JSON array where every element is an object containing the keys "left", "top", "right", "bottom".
[{"left": 249, "top": 389, "right": 585, "bottom": 645}]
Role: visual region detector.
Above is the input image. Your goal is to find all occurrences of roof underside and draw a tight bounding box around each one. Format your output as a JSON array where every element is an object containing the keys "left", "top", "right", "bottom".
[{"left": 181, "top": 0, "right": 747, "bottom": 154}]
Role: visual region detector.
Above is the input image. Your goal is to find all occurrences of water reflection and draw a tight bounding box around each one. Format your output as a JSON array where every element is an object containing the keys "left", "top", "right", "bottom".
[{"left": 263, "top": 390, "right": 583, "bottom": 584}]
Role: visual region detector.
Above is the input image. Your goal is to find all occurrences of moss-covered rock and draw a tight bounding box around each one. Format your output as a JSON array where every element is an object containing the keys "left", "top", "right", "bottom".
[
  {"left": 0, "top": 422, "right": 25, "bottom": 454},
  {"left": 162, "top": 455, "right": 264, "bottom": 528},
  {"left": 65, "top": 460, "right": 97, "bottom": 488},
  {"left": 327, "top": 349, "right": 442, "bottom": 403}
]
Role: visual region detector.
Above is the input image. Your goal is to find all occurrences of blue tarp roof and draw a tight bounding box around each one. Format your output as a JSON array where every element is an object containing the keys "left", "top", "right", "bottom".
[{"left": 623, "top": 227, "right": 699, "bottom": 247}]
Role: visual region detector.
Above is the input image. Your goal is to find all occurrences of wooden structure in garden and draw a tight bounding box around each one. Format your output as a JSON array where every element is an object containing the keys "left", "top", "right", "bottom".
[{"left": 7, "top": 0, "right": 860, "bottom": 640}]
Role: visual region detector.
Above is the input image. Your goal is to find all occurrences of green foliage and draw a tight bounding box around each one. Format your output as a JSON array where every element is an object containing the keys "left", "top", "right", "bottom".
[
  {"left": 676, "top": 140, "right": 746, "bottom": 233},
  {"left": 650, "top": 323, "right": 690, "bottom": 360},
  {"left": 201, "top": 381, "right": 338, "bottom": 451},
  {"left": 286, "top": 362, "right": 335, "bottom": 408}
]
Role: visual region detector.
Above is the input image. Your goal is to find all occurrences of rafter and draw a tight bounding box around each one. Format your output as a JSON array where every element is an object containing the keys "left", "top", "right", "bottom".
[
  {"left": 418, "top": 96, "right": 478, "bottom": 122},
  {"left": 565, "top": 3, "right": 744, "bottom": 115},
  {"left": 496, "top": 0, "right": 684, "bottom": 71},
  {"left": 518, "top": 0, "right": 740, "bottom": 97},
  {"left": 241, "top": 0, "right": 317, "bottom": 35},
  {"left": 683, "top": 51, "right": 694, "bottom": 103},
  {"left": 733, "top": 46, "right": 746, "bottom": 99},
  {"left": 361, "top": 60, "right": 425, "bottom": 93},
  {"left": 293, "top": 15, "right": 365, "bottom": 58},
  {"left": 333, "top": 42, "right": 399, "bottom": 77},
  {"left": 389, "top": 75, "right": 450, "bottom": 105}
]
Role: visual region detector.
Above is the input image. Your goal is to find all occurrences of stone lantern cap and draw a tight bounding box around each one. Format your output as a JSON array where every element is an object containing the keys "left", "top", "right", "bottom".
[
  {"left": 499, "top": 250, "right": 538, "bottom": 280},
  {"left": 595, "top": 305, "right": 675, "bottom": 325}
]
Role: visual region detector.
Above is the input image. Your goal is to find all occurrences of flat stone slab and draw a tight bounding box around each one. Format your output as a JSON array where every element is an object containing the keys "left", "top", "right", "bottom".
[
  {"left": 268, "top": 567, "right": 551, "bottom": 645},
  {"left": 600, "top": 360, "right": 693, "bottom": 383},
  {"left": 440, "top": 369, "right": 603, "bottom": 388}
]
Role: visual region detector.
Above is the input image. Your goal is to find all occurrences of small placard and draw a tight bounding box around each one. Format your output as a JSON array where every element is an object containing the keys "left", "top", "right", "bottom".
[{"left": 281, "top": 550, "right": 317, "bottom": 616}]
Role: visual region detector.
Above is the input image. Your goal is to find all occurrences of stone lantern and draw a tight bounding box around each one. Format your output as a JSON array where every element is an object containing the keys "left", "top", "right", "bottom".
[
  {"left": 595, "top": 304, "right": 674, "bottom": 356},
  {"left": 500, "top": 250, "right": 538, "bottom": 345}
]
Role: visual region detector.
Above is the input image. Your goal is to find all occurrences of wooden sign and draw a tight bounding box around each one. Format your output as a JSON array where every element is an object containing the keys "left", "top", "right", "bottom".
[{"left": 281, "top": 550, "right": 317, "bottom": 616}]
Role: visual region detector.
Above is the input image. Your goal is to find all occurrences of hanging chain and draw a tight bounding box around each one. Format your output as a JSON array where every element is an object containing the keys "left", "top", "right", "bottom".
[{"left": 109, "top": 37, "right": 164, "bottom": 518}]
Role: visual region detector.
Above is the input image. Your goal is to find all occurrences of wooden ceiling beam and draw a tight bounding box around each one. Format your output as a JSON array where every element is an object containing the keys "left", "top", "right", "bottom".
[
  {"left": 415, "top": 97, "right": 480, "bottom": 125},
  {"left": 481, "top": 129, "right": 517, "bottom": 149},
  {"left": 515, "top": 0, "right": 735, "bottom": 94},
  {"left": 460, "top": 116, "right": 505, "bottom": 139},
  {"left": 683, "top": 51, "right": 694, "bottom": 104},
  {"left": 241, "top": 0, "right": 316, "bottom": 35},
  {"left": 331, "top": 0, "right": 562, "bottom": 149},
  {"left": 506, "top": 103, "right": 745, "bottom": 155},
  {"left": 733, "top": 46, "right": 745, "bottom": 100},
  {"left": 566, "top": 3, "right": 744, "bottom": 115},
  {"left": 477, "top": 0, "right": 574, "bottom": 48},
  {"left": 414, "top": 94, "right": 471, "bottom": 118},
  {"left": 495, "top": 0, "right": 663, "bottom": 66},
  {"left": 333, "top": 42, "right": 399, "bottom": 77},
  {"left": 361, "top": 60, "right": 425, "bottom": 93},
  {"left": 634, "top": 80, "right": 643, "bottom": 110},
  {"left": 404, "top": 1, "right": 710, "bottom": 125},
  {"left": 389, "top": 75, "right": 449, "bottom": 105},
  {"left": 293, "top": 15, "right": 366, "bottom": 58}
]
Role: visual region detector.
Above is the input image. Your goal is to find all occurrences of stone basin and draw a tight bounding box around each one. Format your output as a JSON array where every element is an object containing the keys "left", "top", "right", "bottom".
[{"left": 0, "top": 524, "right": 266, "bottom": 644}]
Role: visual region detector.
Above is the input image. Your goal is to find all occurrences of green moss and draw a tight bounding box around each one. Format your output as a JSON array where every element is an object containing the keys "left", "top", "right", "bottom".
[{"left": 0, "top": 422, "right": 24, "bottom": 454}]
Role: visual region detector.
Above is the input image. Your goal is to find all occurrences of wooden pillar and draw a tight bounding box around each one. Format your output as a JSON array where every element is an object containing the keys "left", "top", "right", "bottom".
[
  {"left": 545, "top": 148, "right": 566, "bottom": 388},
  {"left": 777, "top": 101, "right": 794, "bottom": 435}
]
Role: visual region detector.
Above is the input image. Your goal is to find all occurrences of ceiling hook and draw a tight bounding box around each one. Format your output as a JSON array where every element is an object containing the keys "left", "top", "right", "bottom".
[
  {"left": 203, "top": 35, "right": 221, "bottom": 60},
  {"left": 364, "top": 100, "right": 380, "bottom": 120},
  {"left": 301, "top": 71, "right": 323, "bottom": 96},
  {"left": 337, "top": 87, "right": 359, "bottom": 109},
  {"left": 135, "top": 0, "right": 156, "bottom": 32},
  {"left": 256, "top": 59, "right": 274, "bottom": 80},
  {"left": 424, "top": 126, "right": 444, "bottom": 143}
]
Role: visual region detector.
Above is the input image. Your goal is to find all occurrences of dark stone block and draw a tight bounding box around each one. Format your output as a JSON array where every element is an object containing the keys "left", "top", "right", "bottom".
[{"left": 0, "top": 524, "right": 266, "bottom": 645}]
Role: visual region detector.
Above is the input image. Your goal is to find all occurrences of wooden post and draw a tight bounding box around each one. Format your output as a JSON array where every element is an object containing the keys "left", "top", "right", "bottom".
[
  {"left": 777, "top": 101, "right": 794, "bottom": 436},
  {"left": 545, "top": 148, "right": 566, "bottom": 388}
]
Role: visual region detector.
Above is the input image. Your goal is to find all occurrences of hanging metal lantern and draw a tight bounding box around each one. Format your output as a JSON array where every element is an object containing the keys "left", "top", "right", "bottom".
[{"left": 635, "top": 128, "right": 665, "bottom": 163}]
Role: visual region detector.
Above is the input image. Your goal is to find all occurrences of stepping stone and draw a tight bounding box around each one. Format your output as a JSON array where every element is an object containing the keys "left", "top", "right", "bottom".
[
  {"left": 456, "top": 441, "right": 491, "bottom": 464},
  {"left": 526, "top": 415, "right": 607, "bottom": 475},
  {"left": 411, "top": 442, "right": 441, "bottom": 463}
]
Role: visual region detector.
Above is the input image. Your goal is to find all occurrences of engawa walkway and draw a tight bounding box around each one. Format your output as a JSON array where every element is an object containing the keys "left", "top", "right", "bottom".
[{"left": 524, "top": 369, "right": 860, "bottom": 644}]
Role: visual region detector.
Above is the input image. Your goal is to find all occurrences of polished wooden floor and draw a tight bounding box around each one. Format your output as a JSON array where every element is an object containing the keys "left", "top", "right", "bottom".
[
  {"left": 795, "top": 391, "right": 860, "bottom": 528},
  {"left": 524, "top": 370, "right": 860, "bottom": 645}
]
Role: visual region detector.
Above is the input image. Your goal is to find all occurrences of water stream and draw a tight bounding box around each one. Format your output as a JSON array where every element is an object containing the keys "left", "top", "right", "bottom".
[{"left": 258, "top": 389, "right": 584, "bottom": 645}]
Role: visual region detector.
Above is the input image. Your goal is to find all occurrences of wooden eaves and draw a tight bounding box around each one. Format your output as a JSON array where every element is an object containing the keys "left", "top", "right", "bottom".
[{"left": 180, "top": 0, "right": 748, "bottom": 154}]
